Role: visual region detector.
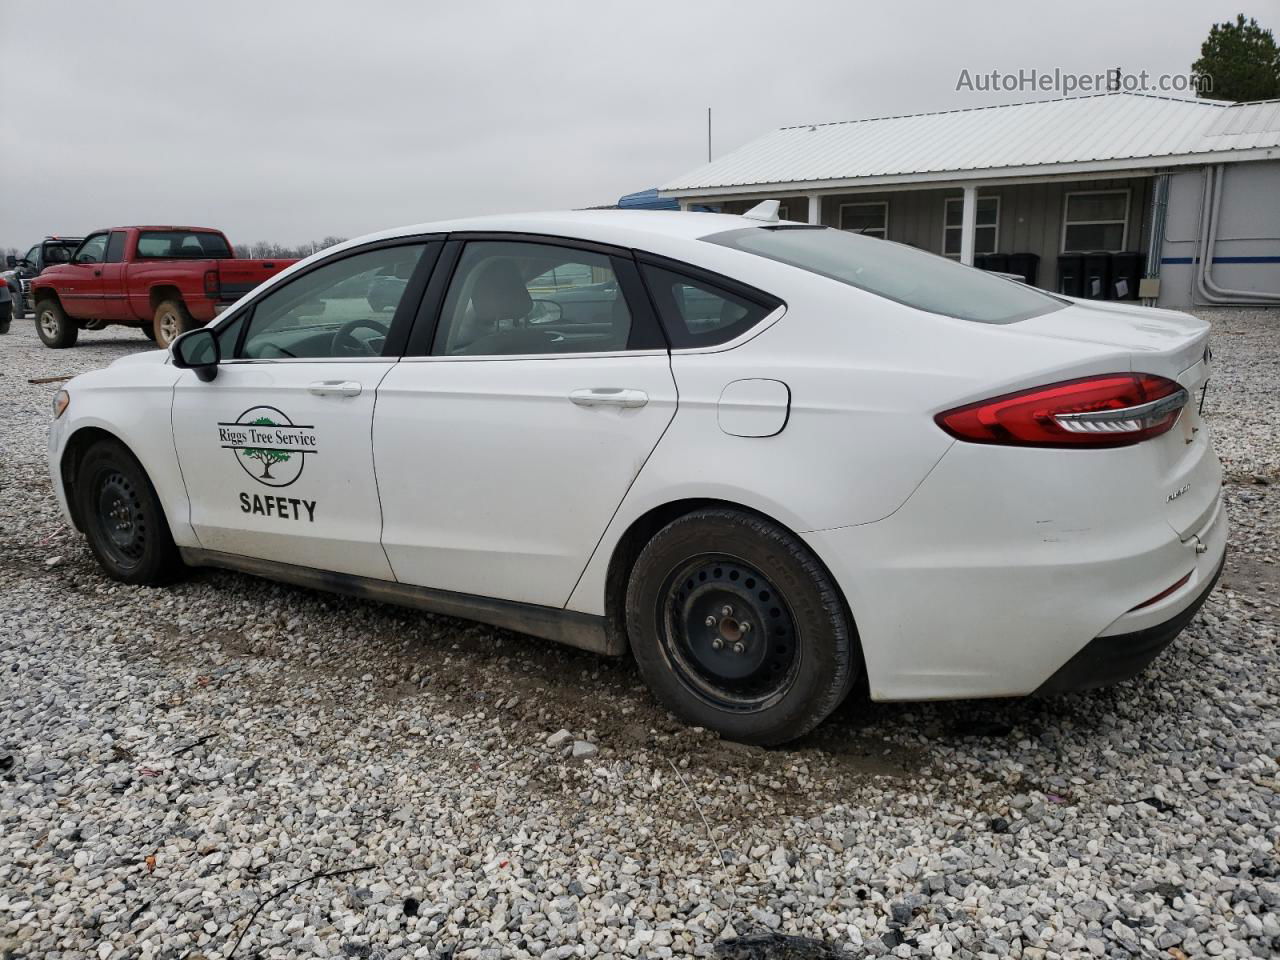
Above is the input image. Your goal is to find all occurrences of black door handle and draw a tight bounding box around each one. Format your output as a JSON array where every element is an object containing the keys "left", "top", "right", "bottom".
[{"left": 94, "top": 270, "right": 102, "bottom": 277}]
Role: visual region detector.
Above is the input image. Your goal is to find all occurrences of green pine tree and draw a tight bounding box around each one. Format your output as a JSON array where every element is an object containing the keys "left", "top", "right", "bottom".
[{"left": 1193, "top": 14, "right": 1280, "bottom": 102}]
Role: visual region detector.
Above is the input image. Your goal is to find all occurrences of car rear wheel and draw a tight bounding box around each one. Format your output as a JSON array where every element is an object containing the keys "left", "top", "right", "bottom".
[
  {"left": 35, "top": 299, "right": 78, "bottom": 348},
  {"left": 76, "top": 440, "right": 184, "bottom": 586},
  {"left": 626, "top": 508, "right": 858, "bottom": 745},
  {"left": 153, "top": 299, "right": 194, "bottom": 347}
]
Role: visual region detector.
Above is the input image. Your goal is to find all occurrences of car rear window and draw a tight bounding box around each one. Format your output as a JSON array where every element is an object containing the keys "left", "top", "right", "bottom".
[
  {"left": 136, "top": 231, "right": 233, "bottom": 259},
  {"left": 704, "top": 225, "right": 1065, "bottom": 324}
]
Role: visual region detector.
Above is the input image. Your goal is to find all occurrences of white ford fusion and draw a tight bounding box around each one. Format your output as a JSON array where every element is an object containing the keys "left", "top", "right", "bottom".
[{"left": 48, "top": 207, "right": 1226, "bottom": 744}]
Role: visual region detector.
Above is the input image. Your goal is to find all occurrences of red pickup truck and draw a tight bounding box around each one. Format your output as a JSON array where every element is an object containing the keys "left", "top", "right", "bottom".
[{"left": 29, "top": 226, "right": 298, "bottom": 348}]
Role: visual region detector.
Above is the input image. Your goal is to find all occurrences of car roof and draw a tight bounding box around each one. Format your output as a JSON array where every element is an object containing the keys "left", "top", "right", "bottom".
[
  {"left": 357, "top": 209, "right": 775, "bottom": 250},
  {"left": 94, "top": 226, "right": 226, "bottom": 233}
]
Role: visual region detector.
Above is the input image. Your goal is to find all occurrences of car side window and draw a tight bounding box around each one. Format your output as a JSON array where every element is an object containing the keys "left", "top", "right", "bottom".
[
  {"left": 236, "top": 244, "right": 425, "bottom": 360},
  {"left": 105, "top": 232, "right": 127, "bottom": 264},
  {"left": 74, "top": 234, "right": 109, "bottom": 265},
  {"left": 433, "top": 241, "right": 632, "bottom": 356},
  {"left": 639, "top": 263, "right": 779, "bottom": 349}
]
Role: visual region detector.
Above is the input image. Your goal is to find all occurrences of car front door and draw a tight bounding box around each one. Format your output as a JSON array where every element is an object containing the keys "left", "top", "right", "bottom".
[
  {"left": 373, "top": 237, "right": 677, "bottom": 608},
  {"left": 170, "top": 240, "right": 437, "bottom": 578}
]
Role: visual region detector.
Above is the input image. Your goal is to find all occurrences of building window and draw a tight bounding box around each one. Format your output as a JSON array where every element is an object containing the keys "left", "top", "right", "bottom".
[
  {"left": 943, "top": 197, "right": 999, "bottom": 257},
  {"left": 1062, "top": 190, "right": 1129, "bottom": 253},
  {"left": 839, "top": 201, "right": 888, "bottom": 238},
  {"left": 777, "top": 204, "right": 789, "bottom": 221}
]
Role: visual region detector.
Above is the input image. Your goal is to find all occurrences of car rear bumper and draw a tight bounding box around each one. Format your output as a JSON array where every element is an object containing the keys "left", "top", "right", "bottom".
[
  {"left": 1033, "top": 549, "right": 1225, "bottom": 695},
  {"left": 804, "top": 438, "right": 1227, "bottom": 702}
]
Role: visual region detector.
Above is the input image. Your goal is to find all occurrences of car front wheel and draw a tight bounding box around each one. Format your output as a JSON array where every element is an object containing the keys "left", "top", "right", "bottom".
[
  {"left": 626, "top": 508, "right": 858, "bottom": 745},
  {"left": 76, "top": 440, "right": 184, "bottom": 585}
]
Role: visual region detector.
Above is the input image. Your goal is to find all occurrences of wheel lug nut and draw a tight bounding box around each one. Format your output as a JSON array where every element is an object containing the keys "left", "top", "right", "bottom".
[
  {"left": 711, "top": 638, "right": 724, "bottom": 651},
  {"left": 732, "top": 642, "right": 746, "bottom": 654},
  {"left": 721, "top": 605, "right": 733, "bottom": 617},
  {"left": 740, "top": 622, "right": 752, "bottom": 634},
  {"left": 705, "top": 615, "right": 716, "bottom": 627}
]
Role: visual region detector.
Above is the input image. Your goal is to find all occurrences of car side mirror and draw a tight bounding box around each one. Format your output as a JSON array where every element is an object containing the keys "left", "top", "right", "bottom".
[
  {"left": 4, "top": 256, "right": 15, "bottom": 269},
  {"left": 171, "top": 328, "right": 219, "bottom": 381}
]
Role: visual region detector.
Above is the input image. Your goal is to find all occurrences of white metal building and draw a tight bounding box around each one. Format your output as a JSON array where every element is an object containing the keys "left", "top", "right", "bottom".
[{"left": 659, "top": 93, "right": 1280, "bottom": 307}]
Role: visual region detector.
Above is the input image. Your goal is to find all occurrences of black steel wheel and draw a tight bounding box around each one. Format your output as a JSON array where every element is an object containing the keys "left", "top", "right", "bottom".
[
  {"left": 659, "top": 556, "right": 801, "bottom": 711},
  {"left": 76, "top": 440, "right": 183, "bottom": 585},
  {"left": 626, "top": 508, "right": 858, "bottom": 745}
]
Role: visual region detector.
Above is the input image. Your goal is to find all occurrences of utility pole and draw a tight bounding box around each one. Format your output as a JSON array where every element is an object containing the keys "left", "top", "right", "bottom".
[{"left": 707, "top": 107, "right": 712, "bottom": 162}]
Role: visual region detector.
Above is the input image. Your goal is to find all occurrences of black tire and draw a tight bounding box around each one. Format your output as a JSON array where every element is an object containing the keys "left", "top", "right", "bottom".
[
  {"left": 153, "top": 299, "right": 194, "bottom": 347},
  {"left": 35, "top": 298, "right": 78, "bottom": 348},
  {"left": 625, "top": 509, "right": 858, "bottom": 745},
  {"left": 0, "top": 301, "right": 10, "bottom": 334},
  {"left": 140, "top": 324, "right": 157, "bottom": 342},
  {"left": 12, "top": 295, "right": 24, "bottom": 320},
  {"left": 76, "top": 440, "right": 184, "bottom": 586}
]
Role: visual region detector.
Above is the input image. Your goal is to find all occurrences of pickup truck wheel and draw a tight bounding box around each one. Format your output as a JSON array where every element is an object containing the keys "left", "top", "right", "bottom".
[
  {"left": 153, "top": 300, "right": 193, "bottom": 347},
  {"left": 35, "top": 299, "right": 78, "bottom": 348}
]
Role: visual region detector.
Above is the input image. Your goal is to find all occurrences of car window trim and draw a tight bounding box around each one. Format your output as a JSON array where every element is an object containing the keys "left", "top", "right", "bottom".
[
  {"left": 210, "top": 235, "right": 443, "bottom": 363},
  {"left": 402, "top": 232, "right": 669, "bottom": 359}
]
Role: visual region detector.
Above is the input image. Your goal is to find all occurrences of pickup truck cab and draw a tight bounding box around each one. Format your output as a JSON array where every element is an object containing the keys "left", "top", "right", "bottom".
[
  {"left": 30, "top": 226, "right": 297, "bottom": 348},
  {"left": 3, "top": 236, "right": 83, "bottom": 319}
]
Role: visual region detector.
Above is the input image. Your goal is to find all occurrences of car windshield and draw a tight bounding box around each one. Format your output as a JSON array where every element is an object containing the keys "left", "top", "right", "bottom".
[
  {"left": 136, "top": 231, "right": 233, "bottom": 259},
  {"left": 705, "top": 225, "right": 1066, "bottom": 324}
]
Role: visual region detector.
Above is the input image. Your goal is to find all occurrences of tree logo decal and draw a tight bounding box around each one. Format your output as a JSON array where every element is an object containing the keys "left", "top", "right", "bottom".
[{"left": 216, "top": 406, "right": 318, "bottom": 488}]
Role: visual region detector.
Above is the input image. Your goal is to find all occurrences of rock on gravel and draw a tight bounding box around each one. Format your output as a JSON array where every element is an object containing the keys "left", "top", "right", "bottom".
[{"left": 1, "top": 314, "right": 1278, "bottom": 959}]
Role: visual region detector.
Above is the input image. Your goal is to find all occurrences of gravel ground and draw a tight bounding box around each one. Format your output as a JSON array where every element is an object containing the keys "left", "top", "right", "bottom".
[{"left": 1, "top": 309, "right": 1277, "bottom": 960}]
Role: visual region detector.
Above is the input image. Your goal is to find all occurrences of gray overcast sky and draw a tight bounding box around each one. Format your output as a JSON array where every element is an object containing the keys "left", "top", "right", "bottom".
[{"left": 0, "top": 0, "right": 1258, "bottom": 249}]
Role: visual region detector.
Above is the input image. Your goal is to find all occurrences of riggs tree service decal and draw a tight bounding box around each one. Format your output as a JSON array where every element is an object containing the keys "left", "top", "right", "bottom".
[{"left": 217, "top": 406, "right": 318, "bottom": 488}]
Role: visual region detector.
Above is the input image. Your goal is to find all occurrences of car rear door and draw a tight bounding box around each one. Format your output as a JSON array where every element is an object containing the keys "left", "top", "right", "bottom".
[
  {"left": 373, "top": 236, "right": 676, "bottom": 608},
  {"left": 170, "top": 239, "right": 439, "bottom": 578}
]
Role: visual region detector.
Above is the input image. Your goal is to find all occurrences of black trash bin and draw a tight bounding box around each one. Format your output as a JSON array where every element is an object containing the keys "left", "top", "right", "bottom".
[
  {"left": 1057, "top": 255, "right": 1084, "bottom": 296},
  {"left": 1082, "top": 253, "right": 1111, "bottom": 299},
  {"left": 974, "top": 254, "right": 992, "bottom": 270},
  {"left": 983, "top": 253, "right": 1009, "bottom": 274},
  {"left": 1109, "top": 252, "right": 1142, "bottom": 300},
  {"left": 1008, "top": 252, "right": 1040, "bottom": 286}
]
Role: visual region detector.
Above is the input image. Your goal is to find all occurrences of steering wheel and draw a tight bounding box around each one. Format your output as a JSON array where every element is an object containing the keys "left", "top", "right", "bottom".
[{"left": 332, "top": 318, "right": 390, "bottom": 356}]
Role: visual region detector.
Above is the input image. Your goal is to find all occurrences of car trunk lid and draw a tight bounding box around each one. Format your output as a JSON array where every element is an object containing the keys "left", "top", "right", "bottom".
[{"left": 1011, "top": 299, "right": 1218, "bottom": 539}]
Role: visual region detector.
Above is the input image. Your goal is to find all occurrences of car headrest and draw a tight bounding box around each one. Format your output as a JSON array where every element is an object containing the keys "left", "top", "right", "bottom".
[{"left": 472, "top": 258, "right": 532, "bottom": 322}]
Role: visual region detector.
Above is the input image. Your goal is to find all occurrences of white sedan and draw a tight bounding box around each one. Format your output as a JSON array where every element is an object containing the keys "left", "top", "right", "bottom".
[{"left": 47, "top": 207, "right": 1226, "bottom": 744}]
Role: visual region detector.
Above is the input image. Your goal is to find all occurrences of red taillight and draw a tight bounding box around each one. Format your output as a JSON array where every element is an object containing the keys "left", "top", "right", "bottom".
[
  {"left": 936, "top": 373, "right": 1189, "bottom": 448},
  {"left": 203, "top": 269, "right": 220, "bottom": 298}
]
